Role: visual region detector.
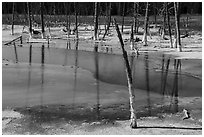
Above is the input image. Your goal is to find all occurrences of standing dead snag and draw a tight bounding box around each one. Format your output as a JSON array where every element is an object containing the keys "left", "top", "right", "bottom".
[
  {"left": 161, "top": 3, "right": 167, "bottom": 39},
  {"left": 133, "top": 2, "right": 139, "bottom": 34},
  {"left": 113, "top": 18, "right": 137, "bottom": 128},
  {"left": 40, "top": 2, "right": 45, "bottom": 39},
  {"left": 94, "top": 2, "right": 99, "bottom": 40},
  {"left": 74, "top": 3, "right": 78, "bottom": 39},
  {"left": 142, "top": 2, "right": 149, "bottom": 46},
  {"left": 121, "top": 2, "right": 125, "bottom": 33},
  {"left": 11, "top": 2, "right": 15, "bottom": 35},
  {"left": 102, "top": 2, "right": 111, "bottom": 39},
  {"left": 27, "top": 2, "right": 32, "bottom": 38},
  {"left": 174, "top": 2, "right": 182, "bottom": 52},
  {"left": 166, "top": 2, "right": 173, "bottom": 48}
]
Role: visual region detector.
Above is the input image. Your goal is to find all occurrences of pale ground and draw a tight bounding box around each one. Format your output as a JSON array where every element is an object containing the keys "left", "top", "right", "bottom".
[{"left": 2, "top": 24, "right": 202, "bottom": 135}]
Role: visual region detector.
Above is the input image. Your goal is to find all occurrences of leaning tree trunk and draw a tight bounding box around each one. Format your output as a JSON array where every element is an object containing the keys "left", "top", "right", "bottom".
[
  {"left": 27, "top": 2, "right": 32, "bottom": 38},
  {"left": 166, "top": 2, "right": 173, "bottom": 48},
  {"left": 174, "top": 2, "right": 182, "bottom": 52},
  {"left": 40, "top": 2, "right": 45, "bottom": 39},
  {"left": 142, "top": 2, "right": 149, "bottom": 46},
  {"left": 114, "top": 18, "right": 137, "bottom": 128},
  {"left": 94, "top": 2, "right": 99, "bottom": 40},
  {"left": 11, "top": 2, "right": 15, "bottom": 35}
]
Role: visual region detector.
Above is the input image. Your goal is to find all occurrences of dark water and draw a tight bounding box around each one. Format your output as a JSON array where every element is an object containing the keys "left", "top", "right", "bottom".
[{"left": 2, "top": 43, "right": 202, "bottom": 111}]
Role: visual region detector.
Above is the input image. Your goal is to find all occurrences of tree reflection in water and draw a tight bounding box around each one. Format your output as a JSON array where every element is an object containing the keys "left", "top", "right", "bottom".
[
  {"left": 144, "top": 53, "right": 151, "bottom": 116},
  {"left": 73, "top": 40, "right": 79, "bottom": 108},
  {"left": 94, "top": 42, "right": 100, "bottom": 120}
]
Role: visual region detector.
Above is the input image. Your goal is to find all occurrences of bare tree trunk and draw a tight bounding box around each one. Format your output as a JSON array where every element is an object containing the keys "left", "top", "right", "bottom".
[
  {"left": 40, "top": 2, "right": 45, "bottom": 39},
  {"left": 65, "top": 3, "right": 71, "bottom": 43},
  {"left": 11, "top": 2, "right": 15, "bottom": 35},
  {"left": 121, "top": 2, "right": 125, "bottom": 33},
  {"left": 161, "top": 3, "right": 166, "bottom": 39},
  {"left": 166, "top": 2, "right": 173, "bottom": 48},
  {"left": 153, "top": 3, "right": 157, "bottom": 27},
  {"left": 114, "top": 18, "right": 137, "bottom": 128},
  {"left": 136, "top": 3, "right": 139, "bottom": 33},
  {"left": 74, "top": 3, "right": 78, "bottom": 39},
  {"left": 133, "top": 2, "right": 138, "bottom": 34},
  {"left": 130, "top": 24, "right": 134, "bottom": 50},
  {"left": 94, "top": 2, "right": 99, "bottom": 40},
  {"left": 27, "top": 2, "right": 32, "bottom": 38},
  {"left": 102, "top": 2, "right": 111, "bottom": 39},
  {"left": 174, "top": 2, "right": 182, "bottom": 52},
  {"left": 142, "top": 2, "right": 149, "bottom": 46},
  {"left": 117, "top": 2, "right": 121, "bottom": 16}
]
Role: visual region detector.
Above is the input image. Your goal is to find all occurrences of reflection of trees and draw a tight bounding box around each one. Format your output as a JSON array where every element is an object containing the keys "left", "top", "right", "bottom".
[
  {"left": 13, "top": 42, "right": 18, "bottom": 63},
  {"left": 41, "top": 44, "right": 45, "bottom": 64},
  {"left": 40, "top": 64, "right": 44, "bottom": 107},
  {"left": 25, "top": 65, "right": 32, "bottom": 107},
  {"left": 161, "top": 54, "right": 165, "bottom": 94},
  {"left": 64, "top": 41, "right": 71, "bottom": 66},
  {"left": 144, "top": 53, "right": 151, "bottom": 115},
  {"left": 94, "top": 43, "right": 100, "bottom": 120},
  {"left": 161, "top": 55, "right": 170, "bottom": 97},
  {"left": 170, "top": 59, "right": 181, "bottom": 113},
  {"left": 40, "top": 51, "right": 45, "bottom": 119},
  {"left": 73, "top": 40, "right": 79, "bottom": 107},
  {"left": 29, "top": 44, "right": 32, "bottom": 65},
  {"left": 94, "top": 42, "right": 98, "bottom": 52},
  {"left": 40, "top": 44, "right": 45, "bottom": 106},
  {"left": 66, "top": 40, "right": 71, "bottom": 49}
]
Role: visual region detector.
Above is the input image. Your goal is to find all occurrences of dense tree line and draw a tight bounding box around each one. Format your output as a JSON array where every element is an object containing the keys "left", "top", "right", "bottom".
[{"left": 2, "top": 2, "right": 202, "bottom": 16}]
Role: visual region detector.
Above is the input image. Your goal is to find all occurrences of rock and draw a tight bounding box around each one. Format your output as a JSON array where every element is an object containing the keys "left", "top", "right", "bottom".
[
  {"left": 2, "top": 110, "right": 22, "bottom": 119},
  {"left": 2, "top": 119, "right": 12, "bottom": 128},
  {"left": 90, "top": 121, "right": 101, "bottom": 126},
  {"left": 182, "top": 109, "right": 191, "bottom": 120}
]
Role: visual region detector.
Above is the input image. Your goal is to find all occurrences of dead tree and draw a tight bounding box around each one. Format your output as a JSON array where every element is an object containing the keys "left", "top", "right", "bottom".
[
  {"left": 130, "top": 24, "right": 134, "bottom": 51},
  {"left": 121, "top": 2, "right": 126, "bottom": 33},
  {"left": 174, "top": 2, "right": 182, "bottom": 52},
  {"left": 11, "top": 2, "right": 15, "bottom": 35},
  {"left": 102, "top": 2, "right": 111, "bottom": 39},
  {"left": 94, "top": 2, "right": 99, "bottom": 40},
  {"left": 114, "top": 18, "right": 137, "bottom": 128},
  {"left": 142, "top": 2, "right": 149, "bottom": 46},
  {"left": 166, "top": 2, "right": 173, "bottom": 48},
  {"left": 65, "top": 3, "right": 71, "bottom": 46},
  {"left": 74, "top": 3, "right": 79, "bottom": 39},
  {"left": 67, "top": 4, "right": 71, "bottom": 36},
  {"left": 27, "top": 2, "right": 32, "bottom": 38},
  {"left": 133, "top": 2, "right": 139, "bottom": 34},
  {"left": 161, "top": 3, "right": 167, "bottom": 39},
  {"left": 40, "top": 2, "right": 45, "bottom": 39},
  {"left": 153, "top": 3, "right": 157, "bottom": 27}
]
